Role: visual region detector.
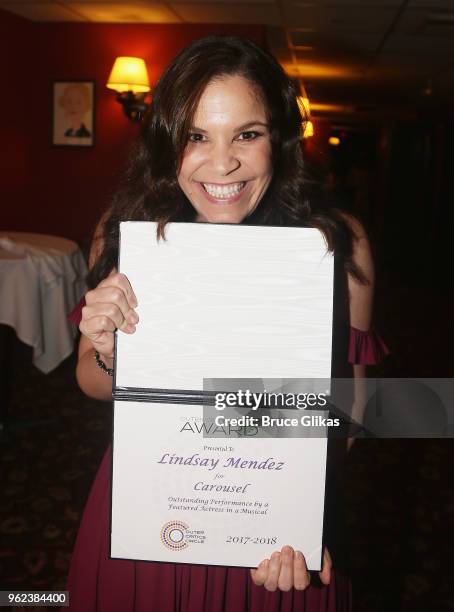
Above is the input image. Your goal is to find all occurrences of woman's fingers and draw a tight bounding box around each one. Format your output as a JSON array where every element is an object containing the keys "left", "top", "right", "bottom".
[
  {"left": 250, "top": 548, "right": 312, "bottom": 592},
  {"left": 82, "top": 302, "right": 137, "bottom": 333},
  {"left": 97, "top": 272, "right": 138, "bottom": 309},
  {"left": 83, "top": 273, "right": 139, "bottom": 345},
  {"left": 277, "top": 546, "right": 294, "bottom": 592},
  {"left": 79, "top": 310, "right": 117, "bottom": 357},
  {"left": 85, "top": 286, "right": 138, "bottom": 328},
  {"left": 80, "top": 303, "right": 136, "bottom": 358},
  {"left": 79, "top": 272, "right": 139, "bottom": 361},
  {"left": 264, "top": 551, "right": 281, "bottom": 591},
  {"left": 318, "top": 547, "right": 332, "bottom": 585},
  {"left": 87, "top": 271, "right": 138, "bottom": 323},
  {"left": 293, "top": 550, "right": 311, "bottom": 590},
  {"left": 81, "top": 309, "right": 117, "bottom": 335},
  {"left": 250, "top": 559, "right": 269, "bottom": 586}
]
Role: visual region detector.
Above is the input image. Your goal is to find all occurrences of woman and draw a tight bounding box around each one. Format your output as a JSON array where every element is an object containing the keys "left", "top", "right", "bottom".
[{"left": 67, "top": 35, "right": 388, "bottom": 611}]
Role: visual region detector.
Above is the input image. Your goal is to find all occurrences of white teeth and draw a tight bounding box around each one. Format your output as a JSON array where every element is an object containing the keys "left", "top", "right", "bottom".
[{"left": 202, "top": 182, "right": 245, "bottom": 199}]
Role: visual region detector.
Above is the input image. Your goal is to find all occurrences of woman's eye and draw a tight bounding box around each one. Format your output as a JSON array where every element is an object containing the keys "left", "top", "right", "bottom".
[
  {"left": 237, "top": 131, "right": 261, "bottom": 141},
  {"left": 188, "top": 133, "right": 206, "bottom": 143}
]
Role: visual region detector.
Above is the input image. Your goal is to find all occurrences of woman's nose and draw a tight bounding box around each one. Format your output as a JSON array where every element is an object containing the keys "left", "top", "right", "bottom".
[{"left": 210, "top": 142, "right": 240, "bottom": 176}]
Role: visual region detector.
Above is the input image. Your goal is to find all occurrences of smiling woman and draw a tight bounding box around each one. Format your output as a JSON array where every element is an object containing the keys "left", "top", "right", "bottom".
[
  {"left": 65, "top": 34, "right": 388, "bottom": 612},
  {"left": 86, "top": 35, "right": 364, "bottom": 289}
]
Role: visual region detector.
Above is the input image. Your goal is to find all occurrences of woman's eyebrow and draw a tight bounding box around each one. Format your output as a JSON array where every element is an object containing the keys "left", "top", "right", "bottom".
[
  {"left": 236, "top": 121, "right": 269, "bottom": 131},
  {"left": 190, "top": 121, "right": 269, "bottom": 133}
]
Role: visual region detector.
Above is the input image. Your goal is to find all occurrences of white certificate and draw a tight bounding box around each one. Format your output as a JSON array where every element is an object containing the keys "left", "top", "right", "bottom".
[
  {"left": 115, "top": 222, "right": 334, "bottom": 392},
  {"left": 111, "top": 222, "right": 333, "bottom": 570},
  {"left": 111, "top": 401, "right": 327, "bottom": 570}
]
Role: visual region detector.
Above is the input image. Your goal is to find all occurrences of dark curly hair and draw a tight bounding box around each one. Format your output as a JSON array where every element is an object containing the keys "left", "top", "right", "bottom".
[{"left": 87, "top": 35, "right": 365, "bottom": 288}]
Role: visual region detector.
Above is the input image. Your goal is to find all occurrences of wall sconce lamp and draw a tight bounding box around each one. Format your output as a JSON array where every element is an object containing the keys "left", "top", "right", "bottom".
[{"left": 107, "top": 57, "right": 151, "bottom": 122}]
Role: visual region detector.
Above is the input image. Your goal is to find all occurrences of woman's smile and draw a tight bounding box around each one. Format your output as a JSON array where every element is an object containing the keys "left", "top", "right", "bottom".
[{"left": 197, "top": 181, "right": 247, "bottom": 203}]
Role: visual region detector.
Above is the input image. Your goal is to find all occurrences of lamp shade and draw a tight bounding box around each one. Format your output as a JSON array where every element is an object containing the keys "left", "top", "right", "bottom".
[{"left": 107, "top": 57, "right": 150, "bottom": 94}]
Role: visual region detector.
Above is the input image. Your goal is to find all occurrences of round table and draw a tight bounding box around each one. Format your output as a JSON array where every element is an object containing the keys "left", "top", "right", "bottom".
[{"left": 0, "top": 231, "right": 87, "bottom": 373}]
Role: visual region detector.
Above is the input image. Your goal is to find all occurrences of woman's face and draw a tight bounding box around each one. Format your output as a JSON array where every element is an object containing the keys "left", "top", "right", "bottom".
[{"left": 177, "top": 74, "right": 273, "bottom": 224}]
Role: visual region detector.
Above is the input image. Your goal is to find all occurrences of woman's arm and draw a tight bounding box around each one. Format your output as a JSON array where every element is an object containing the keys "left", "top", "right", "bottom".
[
  {"left": 346, "top": 215, "right": 374, "bottom": 333},
  {"left": 75, "top": 217, "right": 138, "bottom": 401},
  {"left": 344, "top": 214, "right": 375, "bottom": 446},
  {"left": 76, "top": 334, "right": 114, "bottom": 402}
]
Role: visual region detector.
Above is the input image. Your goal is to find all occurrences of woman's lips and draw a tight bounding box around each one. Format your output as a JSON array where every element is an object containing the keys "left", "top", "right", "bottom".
[{"left": 197, "top": 181, "right": 247, "bottom": 204}]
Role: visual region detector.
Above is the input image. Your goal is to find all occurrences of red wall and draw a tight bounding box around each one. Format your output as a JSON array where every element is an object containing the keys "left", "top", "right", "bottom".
[
  {"left": 0, "top": 11, "right": 33, "bottom": 216},
  {"left": 0, "top": 9, "right": 266, "bottom": 248}
]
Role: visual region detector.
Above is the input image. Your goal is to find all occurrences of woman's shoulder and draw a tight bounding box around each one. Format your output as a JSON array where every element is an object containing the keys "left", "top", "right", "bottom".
[
  {"left": 89, "top": 208, "right": 111, "bottom": 268},
  {"left": 333, "top": 210, "right": 373, "bottom": 277},
  {"left": 334, "top": 209, "right": 368, "bottom": 242}
]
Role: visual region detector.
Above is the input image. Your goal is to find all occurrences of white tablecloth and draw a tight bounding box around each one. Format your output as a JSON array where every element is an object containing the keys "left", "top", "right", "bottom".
[{"left": 0, "top": 232, "right": 87, "bottom": 373}]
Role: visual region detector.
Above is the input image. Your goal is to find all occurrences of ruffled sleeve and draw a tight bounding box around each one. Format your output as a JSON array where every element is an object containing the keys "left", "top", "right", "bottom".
[
  {"left": 68, "top": 296, "right": 86, "bottom": 327},
  {"left": 348, "top": 326, "right": 390, "bottom": 365}
]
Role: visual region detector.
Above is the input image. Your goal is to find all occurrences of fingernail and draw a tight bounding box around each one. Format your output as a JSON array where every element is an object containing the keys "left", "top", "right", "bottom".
[
  {"left": 129, "top": 311, "right": 139, "bottom": 324},
  {"left": 132, "top": 296, "right": 138, "bottom": 307},
  {"left": 296, "top": 551, "right": 303, "bottom": 560},
  {"left": 125, "top": 325, "right": 136, "bottom": 334}
]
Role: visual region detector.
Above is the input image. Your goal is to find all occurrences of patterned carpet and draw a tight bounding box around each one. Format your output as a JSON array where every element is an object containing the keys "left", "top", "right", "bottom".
[
  {"left": 0, "top": 347, "right": 111, "bottom": 605},
  {"left": 0, "top": 286, "right": 453, "bottom": 612}
]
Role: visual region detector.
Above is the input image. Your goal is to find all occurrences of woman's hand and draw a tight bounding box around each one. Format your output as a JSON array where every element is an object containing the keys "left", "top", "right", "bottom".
[
  {"left": 250, "top": 546, "right": 332, "bottom": 592},
  {"left": 79, "top": 271, "right": 139, "bottom": 359}
]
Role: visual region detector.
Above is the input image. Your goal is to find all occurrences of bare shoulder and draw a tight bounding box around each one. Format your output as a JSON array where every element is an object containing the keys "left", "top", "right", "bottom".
[
  {"left": 338, "top": 211, "right": 373, "bottom": 278},
  {"left": 89, "top": 208, "right": 111, "bottom": 269},
  {"left": 338, "top": 210, "right": 369, "bottom": 242},
  {"left": 337, "top": 211, "right": 375, "bottom": 330}
]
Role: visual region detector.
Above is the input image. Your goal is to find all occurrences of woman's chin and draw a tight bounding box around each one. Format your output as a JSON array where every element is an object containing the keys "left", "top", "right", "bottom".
[
  {"left": 199, "top": 210, "right": 245, "bottom": 225},
  {"left": 192, "top": 202, "right": 255, "bottom": 225}
]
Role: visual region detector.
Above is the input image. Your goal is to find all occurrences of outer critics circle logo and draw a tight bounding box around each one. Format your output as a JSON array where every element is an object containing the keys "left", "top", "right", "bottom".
[{"left": 160, "top": 521, "right": 189, "bottom": 550}]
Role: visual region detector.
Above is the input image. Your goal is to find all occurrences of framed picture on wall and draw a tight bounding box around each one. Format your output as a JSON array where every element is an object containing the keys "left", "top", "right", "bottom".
[{"left": 52, "top": 81, "right": 95, "bottom": 147}]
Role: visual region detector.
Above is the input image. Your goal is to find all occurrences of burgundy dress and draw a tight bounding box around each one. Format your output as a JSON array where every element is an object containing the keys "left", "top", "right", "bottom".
[{"left": 65, "top": 298, "right": 388, "bottom": 612}]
